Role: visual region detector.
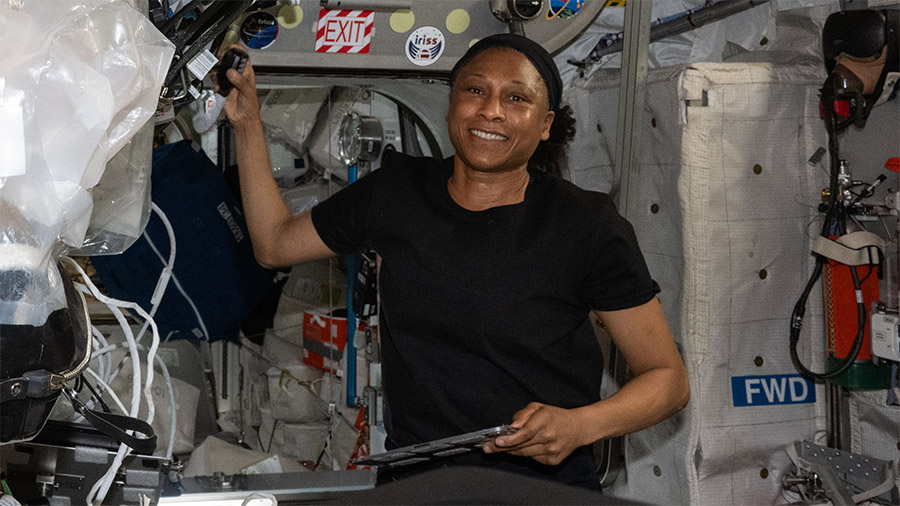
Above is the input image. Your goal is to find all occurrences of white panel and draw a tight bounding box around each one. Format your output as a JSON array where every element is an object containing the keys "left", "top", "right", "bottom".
[
  {"left": 720, "top": 135, "right": 809, "bottom": 222},
  {"left": 630, "top": 163, "right": 684, "bottom": 257},
  {"left": 696, "top": 421, "right": 819, "bottom": 505},
  {"left": 640, "top": 77, "right": 685, "bottom": 166},
  {"left": 849, "top": 389, "right": 900, "bottom": 462},
  {"left": 564, "top": 82, "right": 618, "bottom": 193},
  {"left": 696, "top": 321, "right": 819, "bottom": 430},
  {"left": 723, "top": 219, "right": 815, "bottom": 323},
  {"left": 605, "top": 415, "right": 692, "bottom": 504},
  {"left": 571, "top": 60, "right": 831, "bottom": 505}
]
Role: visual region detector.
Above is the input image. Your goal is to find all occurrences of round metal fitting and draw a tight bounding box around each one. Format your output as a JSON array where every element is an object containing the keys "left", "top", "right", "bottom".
[
  {"left": 509, "top": 0, "right": 544, "bottom": 20},
  {"left": 338, "top": 112, "right": 384, "bottom": 166}
]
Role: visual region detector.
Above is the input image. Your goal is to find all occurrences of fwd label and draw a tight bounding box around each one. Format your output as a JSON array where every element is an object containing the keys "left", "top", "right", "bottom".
[{"left": 731, "top": 374, "right": 815, "bottom": 407}]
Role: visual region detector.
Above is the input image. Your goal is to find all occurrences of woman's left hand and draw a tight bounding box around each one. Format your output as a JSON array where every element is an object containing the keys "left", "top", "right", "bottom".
[{"left": 482, "top": 402, "right": 588, "bottom": 466}]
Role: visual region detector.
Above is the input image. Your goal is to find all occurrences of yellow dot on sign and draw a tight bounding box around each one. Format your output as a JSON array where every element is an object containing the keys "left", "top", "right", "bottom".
[
  {"left": 468, "top": 38, "right": 480, "bottom": 48},
  {"left": 445, "top": 9, "right": 470, "bottom": 34},
  {"left": 390, "top": 9, "right": 415, "bottom": 33},
  {"left": 277, "top": 6, "right": 303, "bottom": 29}
]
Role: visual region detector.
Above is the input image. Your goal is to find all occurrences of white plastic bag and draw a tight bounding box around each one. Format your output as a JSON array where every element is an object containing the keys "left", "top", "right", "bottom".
[{"left": 0, "top": 0, "right": 174, "bottom": 325}]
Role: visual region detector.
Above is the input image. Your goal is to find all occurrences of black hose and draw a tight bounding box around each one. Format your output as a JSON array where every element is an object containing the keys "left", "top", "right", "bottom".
[
  {"left": 790, "top": 258, "right": 867, "bottom": 382},
  {"left": 163, "top": 1, "right": 253, "bottom": 89},
  {"left": 158, "top": 0, "right": 207, "bottom": 37},
  {"left": 789, "top": 89, "right": 870, "bottom": 383}
]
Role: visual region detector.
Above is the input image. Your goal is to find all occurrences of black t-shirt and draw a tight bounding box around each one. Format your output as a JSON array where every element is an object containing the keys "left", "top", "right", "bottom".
[{"left": 311, "top": 153, "right": 659, "bottom": 447}]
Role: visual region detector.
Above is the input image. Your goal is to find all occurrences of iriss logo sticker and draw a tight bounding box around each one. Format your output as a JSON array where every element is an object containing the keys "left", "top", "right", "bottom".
[{"left": 406, "top": 26, "right": 445, "bottom": 66}]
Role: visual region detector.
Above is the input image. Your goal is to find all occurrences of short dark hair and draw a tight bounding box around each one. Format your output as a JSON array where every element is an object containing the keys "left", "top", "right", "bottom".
[{"left": 530, "top": 104, "right": 576, "bottom": 176}]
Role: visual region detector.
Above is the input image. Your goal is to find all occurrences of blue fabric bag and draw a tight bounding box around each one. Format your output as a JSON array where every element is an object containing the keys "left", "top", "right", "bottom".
[{"left": 92, "top": 140, "right": 274, "bottom": 342}]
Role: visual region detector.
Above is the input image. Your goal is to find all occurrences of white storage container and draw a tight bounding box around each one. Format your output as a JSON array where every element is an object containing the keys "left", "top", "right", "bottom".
[{"left": 271, "top": 421, "right": 330, "bottom": 463}]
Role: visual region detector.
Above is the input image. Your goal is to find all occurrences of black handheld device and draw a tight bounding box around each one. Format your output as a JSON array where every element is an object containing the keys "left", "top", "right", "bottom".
[
  {"left": 350, "top": 425, "right": 519, "bottom": 468},
  {"left": 216, "top": 48, "right": 248, "bottom": 96}
]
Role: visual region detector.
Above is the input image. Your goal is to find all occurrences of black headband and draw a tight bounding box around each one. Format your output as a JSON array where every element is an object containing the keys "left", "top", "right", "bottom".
[{"left": 450, "top": 33, "right": 563, "bottom": 111}]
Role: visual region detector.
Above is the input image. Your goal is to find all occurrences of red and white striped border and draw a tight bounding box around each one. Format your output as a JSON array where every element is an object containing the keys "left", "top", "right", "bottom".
[{"left": 315, "top": 9, "right": 374, "bottom": 54}]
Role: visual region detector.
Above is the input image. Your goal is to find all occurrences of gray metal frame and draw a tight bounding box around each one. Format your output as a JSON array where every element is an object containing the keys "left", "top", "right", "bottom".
[
  {"left": 246, "top": 0, "right": 606, "bottom": 75},
  {"left": 598, "top": 0, "right": 652, "bottom": 489}
]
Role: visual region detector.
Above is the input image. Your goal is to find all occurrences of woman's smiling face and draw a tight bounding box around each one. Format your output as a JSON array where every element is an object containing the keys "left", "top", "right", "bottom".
[{"left": 446, "top": 48, "right": 555, "bottom": 175}]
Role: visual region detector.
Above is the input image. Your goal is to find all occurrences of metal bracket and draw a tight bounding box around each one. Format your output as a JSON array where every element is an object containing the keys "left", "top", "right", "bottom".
[{"left": 785, "top": 440, "right": 900, "bottom": 505}]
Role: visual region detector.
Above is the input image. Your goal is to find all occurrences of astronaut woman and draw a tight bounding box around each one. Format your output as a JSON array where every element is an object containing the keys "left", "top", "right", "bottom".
[{"left": 223, "top": 34, "right": 690, "bottom": 490}]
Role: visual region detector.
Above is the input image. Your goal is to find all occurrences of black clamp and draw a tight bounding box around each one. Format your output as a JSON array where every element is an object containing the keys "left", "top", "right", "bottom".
[{"left": 0, "top": 370, "right": 62, "bottom": 403}]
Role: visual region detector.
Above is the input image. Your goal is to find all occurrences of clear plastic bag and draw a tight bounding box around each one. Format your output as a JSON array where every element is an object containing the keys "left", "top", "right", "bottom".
[
  {"left": 0, "top": 0, "right": 174, "bottom": 325},
  {"left": 71, "top": 121, "right": 154, "bottom": 256}
]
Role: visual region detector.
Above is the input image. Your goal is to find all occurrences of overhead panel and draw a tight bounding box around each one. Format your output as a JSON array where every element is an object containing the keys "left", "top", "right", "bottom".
[{"left": 243, "top": 0, "right": 605, "bottom": 76}]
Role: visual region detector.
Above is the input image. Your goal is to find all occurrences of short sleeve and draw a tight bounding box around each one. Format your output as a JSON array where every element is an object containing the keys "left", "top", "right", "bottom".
[
  {"left": 581, "top": 196, "right": 660, "bottom": 311},
  {"left": 310, "top": 168, "right": 383, "bottom": 256}
]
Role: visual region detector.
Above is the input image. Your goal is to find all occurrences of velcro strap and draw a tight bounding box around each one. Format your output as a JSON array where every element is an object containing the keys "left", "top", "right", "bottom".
[
  {"left": 811, "top": 231, "right": 885, "bottom": 266},
  {"left": 64, "top": 388, "right": 157, "bottom": 455}
]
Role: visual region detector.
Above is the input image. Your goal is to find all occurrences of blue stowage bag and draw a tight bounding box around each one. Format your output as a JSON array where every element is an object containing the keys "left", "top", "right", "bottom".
[{"left": 91, "top": 140, "right": 274, "bottom": 342}]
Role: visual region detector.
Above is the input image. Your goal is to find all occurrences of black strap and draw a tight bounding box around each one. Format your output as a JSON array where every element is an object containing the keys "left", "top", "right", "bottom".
[
  {"left": 1, "top": 370, "right": 59, "bottom": 402},
  {"left": 0, "top": 378, "right": 29, "bottom": 403},
  {"left": 64, "top": 388, "right": 157, "bottom": 455}
]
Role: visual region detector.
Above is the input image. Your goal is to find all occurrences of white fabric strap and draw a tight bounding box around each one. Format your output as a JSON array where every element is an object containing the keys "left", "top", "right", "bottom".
[
  {"left": 811, "top": 231, "right": 885, "bottom": 266},
  {"left": 851, "top": 459, "right": 898, "bottom": 503}
]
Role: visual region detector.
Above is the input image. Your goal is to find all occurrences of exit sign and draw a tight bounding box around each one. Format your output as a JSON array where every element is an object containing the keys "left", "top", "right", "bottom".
[{"left": 315, "top": 10, "right": 374, "bottom": 54}]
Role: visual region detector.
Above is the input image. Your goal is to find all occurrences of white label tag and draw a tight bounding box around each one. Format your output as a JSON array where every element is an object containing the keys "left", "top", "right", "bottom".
[
  {"left": 188, "top": 85, "right": 200, "bottom": 99},
  {"left": 187, "top": 49, "right": 218, "bottom": 80},
  {"left": 242, "top": 455, "right": 283, "bottom": 475},
  {"left": 0, "top": 91, "right": 27, "bottom": 177}
]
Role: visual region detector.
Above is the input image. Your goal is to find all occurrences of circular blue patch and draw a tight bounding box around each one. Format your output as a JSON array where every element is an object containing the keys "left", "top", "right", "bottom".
[
  {"left": 547, "top": 0, "right": 586, "bottom": 20},
  {"left": 241, "top": 11, "right": 279, "bottom": 49}
]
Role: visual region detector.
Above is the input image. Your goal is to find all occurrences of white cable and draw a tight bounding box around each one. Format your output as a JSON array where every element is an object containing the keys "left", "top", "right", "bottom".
[
  {"left": 154, "top": 350, "right": 177, "bottom": 461},
  {"left": 144, "top": 231, "right": 210, "bottom": 342},
  {"left": 65, "top": 258, "right": 159, "bottom": 425},
  {"left": 73, "top": 284, "right": 140, "bottom": 506},
  {"left": 135, "top": 202, "right": 177, "bottom": 345},
  {"left": 87, "top": 444, "right": 130, "bottom": 506},
  {"left": 72, "top": 280, "right": 142, "bottom": 418},
  {"left": 90, "top": 343, "right": 177, "bottom": 461},
  {"left": 63, "top": 257, "right": 160, "bottom": 506},
  {"left": 91, "top": 336, "right": 107, "bottom": 388},
  {"left": 91, "top": 327, "right": 110, "bottom": 384},
  {"left": 94, "top": 203, "right": 178, "bottom": 395}
]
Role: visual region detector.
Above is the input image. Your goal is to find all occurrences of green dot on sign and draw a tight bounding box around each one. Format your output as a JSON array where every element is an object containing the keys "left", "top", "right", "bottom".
[
  {"left": 277, "top": 6, "right": 302, "bottom": 29},
  {"left": 390, "top": 9, "right": 415, "bottom": 33},
  {"left": 446, "top": 9, "right": 470, "bottom": 34}
]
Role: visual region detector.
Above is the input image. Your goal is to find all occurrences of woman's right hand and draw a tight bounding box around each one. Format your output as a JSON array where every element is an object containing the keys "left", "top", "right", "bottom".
[{"left": 220, "top": 45, "right": 261, "bottom": 129}]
